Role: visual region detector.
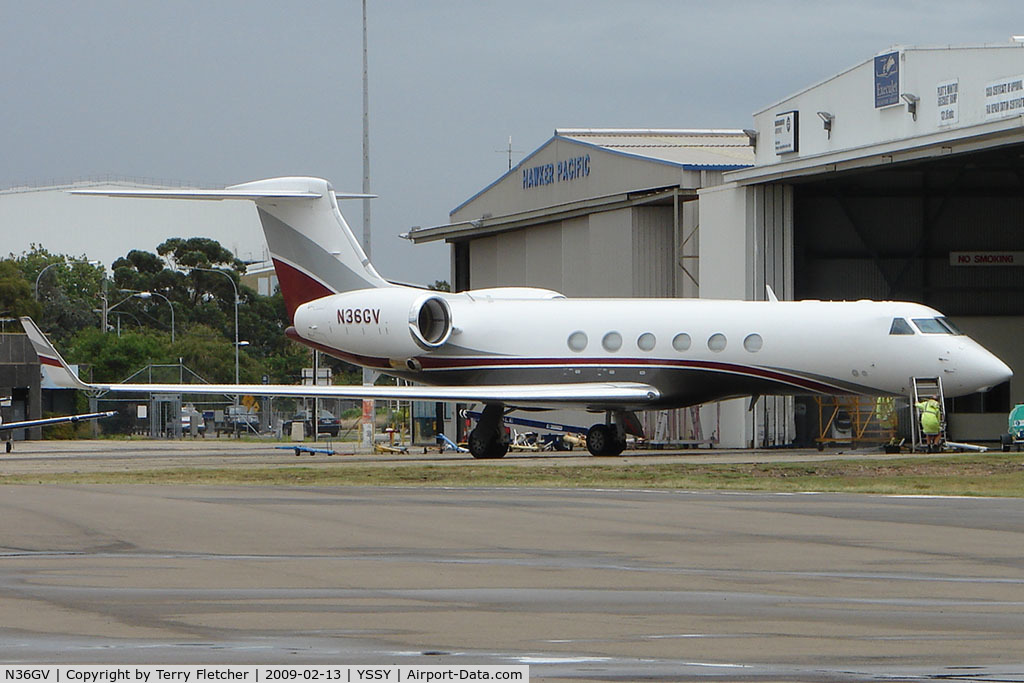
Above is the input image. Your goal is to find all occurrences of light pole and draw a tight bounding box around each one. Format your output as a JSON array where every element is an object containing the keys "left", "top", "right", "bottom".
[
  {"left": 102, "top": 290, "right": 174, "bottom": 343},
  {"left": 191, "top": 267, "right": 240, "bottom": 384},
  {"left": 101, "top": 291, "right": 142, "bottom": 332},
  {"left": 135, "top": 291, "right": 175, "bottom": 343}
]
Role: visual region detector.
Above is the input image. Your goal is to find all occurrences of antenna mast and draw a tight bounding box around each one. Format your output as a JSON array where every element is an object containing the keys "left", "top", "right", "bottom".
[
  {"left": 361, "top": 0, "right": 371, "bottom": 258},
  {"left": 496, "top": 136, "right": 524, "bottom": 170}
]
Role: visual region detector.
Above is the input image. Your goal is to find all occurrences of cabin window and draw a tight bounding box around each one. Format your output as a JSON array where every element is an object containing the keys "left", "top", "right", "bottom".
[
  {"left": 602, "top": 331, "right": 623, "bottom": 352},
  {"left": 708, "top": 333, "right": 727, "bottom": 352},
  {"left": 913, "top": 318, "right": 953, "bottom": 334},
  {"left": 672, "top": 333, "right": 691, "bottom": 351},
  {"left": 637, "top": 332, "right": 656, "bottom": 351},
  {"left": 889, "top": 318, "right": 914, "bottom": 335},
  {"left": 567, "top": 331, "right": 588, "bottom": 352},
  {"left": 743, "top": 333, "right": 763, "bottom": 352}
]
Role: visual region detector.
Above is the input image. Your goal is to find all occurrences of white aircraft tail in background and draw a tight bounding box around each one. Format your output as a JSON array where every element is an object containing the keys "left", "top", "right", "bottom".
[{"left": 60, "top": 177, "right": 1012, "bottom": 458}]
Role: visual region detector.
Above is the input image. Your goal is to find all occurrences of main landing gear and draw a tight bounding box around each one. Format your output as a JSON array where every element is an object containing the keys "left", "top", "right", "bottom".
[
  {"left": 586, "top": 422, "right": 626, "bottom": 456},
  {"left": 468, "top": 403, "right": 510, "bottom": 459},
  {"left": 586, "top": 410, "right": 642, "bottom": 457},
  {"left": 468, "top": 406, "right": 642, "bottom": 459}
]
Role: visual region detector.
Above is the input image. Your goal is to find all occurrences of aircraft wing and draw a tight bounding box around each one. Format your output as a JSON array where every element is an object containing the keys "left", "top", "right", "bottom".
[
  {"left": 20, "top": 318, "right": 661, "bottom": 409},
  {"left": 0, "top": 411, "right": 118, "bottom": 434}
]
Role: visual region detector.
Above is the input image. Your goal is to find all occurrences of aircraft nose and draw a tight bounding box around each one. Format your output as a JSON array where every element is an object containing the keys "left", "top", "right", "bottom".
[{"left": 968, "top": 349, "right": 1013, "bottom": 393}]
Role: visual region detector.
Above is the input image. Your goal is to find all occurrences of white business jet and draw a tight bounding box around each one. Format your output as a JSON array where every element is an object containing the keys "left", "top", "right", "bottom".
[{"left": 25, "top": 176, "right": 1011, "bottom": 458}]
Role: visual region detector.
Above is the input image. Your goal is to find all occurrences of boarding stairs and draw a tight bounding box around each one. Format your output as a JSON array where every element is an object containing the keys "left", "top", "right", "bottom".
[{"left": 910, "top": 376, "right": 946, "bottom": 452}]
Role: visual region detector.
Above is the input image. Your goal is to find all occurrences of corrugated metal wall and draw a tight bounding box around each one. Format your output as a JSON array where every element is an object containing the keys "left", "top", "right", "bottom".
[
  {"left": 750, "top": 184, "right": 796, "bottom": 447},
  {"left": 631, "top": 206, "right": 674, "bottom": 298}
]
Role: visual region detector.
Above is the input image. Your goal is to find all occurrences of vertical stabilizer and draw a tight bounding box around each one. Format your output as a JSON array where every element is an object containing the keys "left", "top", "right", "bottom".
[
  {"left": 71, "top": 176, "right": 391, "bottom": 321},
  {"left": 20, "top": 317, "right": 91, "bottom": 391},
  {"left": 230, "top": 177, "right": 392, "bottom": 319}
]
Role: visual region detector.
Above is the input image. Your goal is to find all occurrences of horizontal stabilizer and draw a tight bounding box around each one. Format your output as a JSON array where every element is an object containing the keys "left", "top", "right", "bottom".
[
  {"left": 69, "top": 176, "right": 375, "bottom": 202},
  {"left": 70, "top": 188, "right": 324, "bottom": 200}
]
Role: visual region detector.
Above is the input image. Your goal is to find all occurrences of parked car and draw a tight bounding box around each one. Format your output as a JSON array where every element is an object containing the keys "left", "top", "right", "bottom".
[
  {"left": 179, "top": 406, "right": 206, "bottom": 435},
  {"left": 283, "top": 409, "right": 342, "bottom": 437},
  {"left": 225, "top": 404, "right": 260, "bottom": 428}
]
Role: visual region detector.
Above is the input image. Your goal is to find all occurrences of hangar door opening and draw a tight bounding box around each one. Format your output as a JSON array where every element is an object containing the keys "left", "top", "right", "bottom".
[{"left": 790, "top": 142, "right": 1024, "bottom": 439}]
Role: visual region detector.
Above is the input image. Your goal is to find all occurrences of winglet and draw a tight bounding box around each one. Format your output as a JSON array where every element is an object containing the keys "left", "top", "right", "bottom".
[{"left": 19, "top": 317, "right": 92, "bottom": 391}]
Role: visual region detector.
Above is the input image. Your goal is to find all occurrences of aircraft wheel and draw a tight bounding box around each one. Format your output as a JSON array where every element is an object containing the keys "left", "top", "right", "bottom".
[
  {"left": 5, "top": 441, "right": 11, "bottom": 453},
  {"left": 468, "top": 427, "right": 508, "bottom": 459},
  {"left": 587, "top": 424, "right": 624, "bottom": 456}
]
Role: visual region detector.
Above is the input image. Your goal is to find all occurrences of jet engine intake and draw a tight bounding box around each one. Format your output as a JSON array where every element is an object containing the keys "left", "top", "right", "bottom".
[{"left": 411, "top": 294, "right": 452, "bottom": 348}]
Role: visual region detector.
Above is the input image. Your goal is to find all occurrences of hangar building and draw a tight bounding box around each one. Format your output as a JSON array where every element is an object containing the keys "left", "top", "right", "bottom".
[
  {"left": 408, "top": 129, "right": 755, "bottom": 444},
  {"left": 411, "top": 44, "right": 1024, "bottom": 448}
]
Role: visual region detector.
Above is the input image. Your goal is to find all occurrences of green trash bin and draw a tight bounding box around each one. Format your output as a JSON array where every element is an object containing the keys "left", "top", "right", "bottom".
[{"left": 1002, "top": 403, "right": 1024, "bottom": 451}]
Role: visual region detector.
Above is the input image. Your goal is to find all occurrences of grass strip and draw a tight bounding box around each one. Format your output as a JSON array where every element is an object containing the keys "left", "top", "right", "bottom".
[{"left": 2, "top": 454, "right": 1023, "bottom": 496}]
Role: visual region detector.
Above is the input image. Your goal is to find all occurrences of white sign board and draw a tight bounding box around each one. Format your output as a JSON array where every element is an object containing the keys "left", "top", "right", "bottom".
[
  {"left": 950, "top": 251, "right": 1024, "bottom": 266},
  {"left": 984, "top": 74, "right": 1024, "bottom": 120},
  {"left": 936, "top": 79, "right": 959, "bottom": 126},
  {"left": 774, "top": 111, "right": 798, "bottom": 155}
]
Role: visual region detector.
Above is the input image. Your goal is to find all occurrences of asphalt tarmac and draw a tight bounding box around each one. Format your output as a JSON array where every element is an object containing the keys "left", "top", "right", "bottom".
[{"left": 1, "top": 441, "right": 1023, "bottom": 681}]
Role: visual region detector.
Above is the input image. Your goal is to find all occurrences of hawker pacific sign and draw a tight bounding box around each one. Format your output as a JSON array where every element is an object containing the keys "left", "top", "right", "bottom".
[
  {"left": 874, "top": 51, "right": 900, "bottom": 108},
  {"left": 522, "top": 154, "right": 590, "bottom": 189}
]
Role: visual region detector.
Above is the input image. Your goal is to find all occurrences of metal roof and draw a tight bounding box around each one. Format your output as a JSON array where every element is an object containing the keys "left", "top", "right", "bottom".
[{"left": 554, "top": 129, "right": 755, "bottom": 169}]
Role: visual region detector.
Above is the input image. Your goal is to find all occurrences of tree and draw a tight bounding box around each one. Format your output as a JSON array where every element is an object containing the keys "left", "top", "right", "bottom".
[
  {"left": 13, "top": 246, "right": 105, "bottom": 345},
  {"left": 4, "top": 246, "right": 105, "bottom": 344},
  {"left": 0, "top": 261, "right": 41, "bottom": 319},
  {"left": 67, "top": 326, "right": 172, "bottom": 383},
  {"left": 6, "top": 235, "right": 316, "bottom": 389},
  {"left": 157, "top": 237, "right": 246, "bottom": 273}
]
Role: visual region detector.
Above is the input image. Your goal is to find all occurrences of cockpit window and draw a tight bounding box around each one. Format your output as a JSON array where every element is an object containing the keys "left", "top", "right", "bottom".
[
  {"left": 913, "top": 318, "right": 954, "bottom": 334},
  {"left": 937, "top": 317, "right": 964, "bottom": 335},
  {"left": 889, "top": 318, "right": 915, "bottom": 335}
]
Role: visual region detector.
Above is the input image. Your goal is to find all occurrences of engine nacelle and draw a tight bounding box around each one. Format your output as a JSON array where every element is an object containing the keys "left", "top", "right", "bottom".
[{"left": 293, "top": 288, "right": 452, "bottom": 362}]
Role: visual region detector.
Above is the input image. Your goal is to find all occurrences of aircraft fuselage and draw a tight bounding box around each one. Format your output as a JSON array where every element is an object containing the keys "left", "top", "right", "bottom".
[{"left": 292, "top": 291, "right": 1011, "bottom": 410}]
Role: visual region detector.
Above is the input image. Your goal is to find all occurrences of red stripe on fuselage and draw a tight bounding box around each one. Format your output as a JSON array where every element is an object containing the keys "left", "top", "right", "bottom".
[
  {"left": 415, "top": 355, "right": 845, "bottom": 394},
  {"left": 272, "top": 258, "right": 335, "bottom": 322},
  {"left": 286, "top": 331, "right": 847, "bottom": 395}
]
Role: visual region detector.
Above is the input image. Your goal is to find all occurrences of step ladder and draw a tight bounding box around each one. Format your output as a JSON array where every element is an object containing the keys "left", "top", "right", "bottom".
[
  {"left": 689, "top": 405, "right": 704, "bottom": 443},
  {"left": 653, "top": 410, "right": 671, "bottom": 443},
  {"left": 911, "top": 376, "right": 946, "bottom": 451}
]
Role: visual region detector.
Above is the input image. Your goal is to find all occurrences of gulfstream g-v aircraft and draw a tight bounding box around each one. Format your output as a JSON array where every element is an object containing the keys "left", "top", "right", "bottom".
[{"left": 27, "top": 176, "right": 1011, "bottom": 457}]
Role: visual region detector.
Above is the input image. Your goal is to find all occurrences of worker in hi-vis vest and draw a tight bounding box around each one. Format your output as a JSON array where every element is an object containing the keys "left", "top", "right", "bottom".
[{"left": 915, "top": 397, "right": 943, "bottom": 452}]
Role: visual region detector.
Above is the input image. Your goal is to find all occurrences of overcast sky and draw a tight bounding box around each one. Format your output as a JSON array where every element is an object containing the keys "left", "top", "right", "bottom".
[{"left": 2, "top": 1, "right": 1020, "bottom": 285}]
